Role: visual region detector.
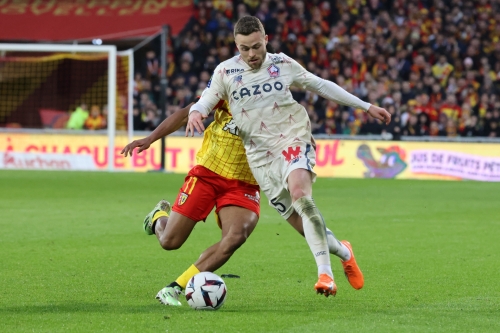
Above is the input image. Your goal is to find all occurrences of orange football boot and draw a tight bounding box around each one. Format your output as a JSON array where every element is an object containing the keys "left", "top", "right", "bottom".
[
  {"left": 340, "top": 240, "right": 364, "bottom": 290},
  {"left": 314, "top": 273, "right": 337, "bottom": 297}
]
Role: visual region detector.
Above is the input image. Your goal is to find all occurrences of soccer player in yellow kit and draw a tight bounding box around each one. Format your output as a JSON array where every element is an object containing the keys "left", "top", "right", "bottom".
[
  {"left": 123, "top": 97, "right": 364, "bottom": 305},
  {"left": 122, "top": 99, "right": 260, "bottom": 306}
]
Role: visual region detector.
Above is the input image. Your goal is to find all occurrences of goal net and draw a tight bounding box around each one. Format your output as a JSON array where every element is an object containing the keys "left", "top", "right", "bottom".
[{"left": 0, "top": 44, "right": 133, "bottom": 171}]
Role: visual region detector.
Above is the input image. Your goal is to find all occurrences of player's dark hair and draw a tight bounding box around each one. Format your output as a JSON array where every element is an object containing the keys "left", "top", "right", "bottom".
[{"left": 234, "top": 16, "right": 265, "bottom": 37}]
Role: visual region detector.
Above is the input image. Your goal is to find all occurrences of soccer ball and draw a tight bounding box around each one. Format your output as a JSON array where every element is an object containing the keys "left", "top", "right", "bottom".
[{"left": 185, "top": 272, "right": 227, "bottom": 310}]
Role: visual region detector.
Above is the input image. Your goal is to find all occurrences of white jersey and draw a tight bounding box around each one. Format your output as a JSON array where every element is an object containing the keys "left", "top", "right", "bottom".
[{"left": 191, "top": 52, "right": 371, "bottom": 167}]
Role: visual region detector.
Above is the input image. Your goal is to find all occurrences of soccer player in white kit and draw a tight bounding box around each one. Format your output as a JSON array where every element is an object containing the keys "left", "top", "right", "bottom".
[{"left": 187, "top": 16, "right": 391, "bottom": 297}]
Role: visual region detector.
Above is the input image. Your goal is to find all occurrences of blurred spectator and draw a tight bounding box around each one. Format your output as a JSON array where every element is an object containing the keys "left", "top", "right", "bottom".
[
  {"left": 133, "top": 106, "right": 146, "bottom": 131},
  {"left": 401, "top": 81, "right": 416, "bottom": 104},
  {"left": 432, "top": 55, "right": 454, "bottom": 87},
  {"left": 101, "top": 105, "right": 108, "bottom": 129},
  {"left": 336, "top": 110, "right": 352, "bottom": 135},
  {"left": 446, "top": 119, "right": 458, "bottom": 137},
  {"left": 487, "top": 121, "right": 499, "bottom": 137},
  {"left": 143, "top": 109, "right": 160, "bottom": 131},
  {"left": 403, "top": 114, "right": 420, "bottom": 136},
  {"left": 461, "top": 115, "right": 483, "bottom": 137},
  {"left": 144, "top": 50, "right": 159, "bottom": 79},
  {"left": 440, "top": 95, "right": 462, "bottom": 122},
  {"left": 415, "top": 94, "right": 438, "bottom": 122},
  {"left": 172, "top": 87, "right": 193, "bottom": 108},
  {"left": 382, "top": 104, "right": 403, "bottom": 140},
  {"left": 429, "top": 121, "right": 446, "bottom": 136},
  {"left": 359, "top": 116, "right": 382, "bottom": 135},
  {"left": 418, "top": 113, "right": 430, "bottom": 135},
  {"left": 66, "top": 103, "right": 89, "bottom": 130},
  {"left": 84, "top": 105, "right": 105, "bottom": 130}
]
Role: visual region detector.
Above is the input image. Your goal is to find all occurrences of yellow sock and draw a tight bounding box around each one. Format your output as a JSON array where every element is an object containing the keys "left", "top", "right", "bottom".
[
  {"left": 153, "top": 211, "right": 168, "bottom": 222},
  {"left": 175, "top": 264, "right": 200, "bottom": 289}
]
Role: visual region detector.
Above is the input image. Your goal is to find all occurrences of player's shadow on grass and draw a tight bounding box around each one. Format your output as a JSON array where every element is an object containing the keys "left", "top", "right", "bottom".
[
  {"left": 1, "top": 303, "right": 327, "bottom": 314},
  {"left": 0, "top": 302, "right": 161, "bottom": 314}
]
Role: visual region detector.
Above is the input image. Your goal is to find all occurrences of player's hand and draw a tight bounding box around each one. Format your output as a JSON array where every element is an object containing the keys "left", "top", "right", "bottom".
[
  {"left": 186, "top": 111, "right": 206, "bottom": 137},
  {"left": 121, "top": 137, "right": 153, "bottom": 157},
  {"left": 367, "top": 105, "right": 391, "bottom": 125}
]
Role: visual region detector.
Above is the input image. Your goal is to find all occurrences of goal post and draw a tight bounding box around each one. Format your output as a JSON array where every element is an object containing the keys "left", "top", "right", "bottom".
[
  {"left": 117, "top": 48, "right": 134, "bottom": 147},
  {"left": 0, "top": 43, "right": 134, "bottom": 172}
]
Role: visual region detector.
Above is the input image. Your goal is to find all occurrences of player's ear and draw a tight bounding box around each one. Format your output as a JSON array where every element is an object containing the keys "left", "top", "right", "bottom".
[{"left": 265, "top": 34, "right": 268, "bottom": 44}]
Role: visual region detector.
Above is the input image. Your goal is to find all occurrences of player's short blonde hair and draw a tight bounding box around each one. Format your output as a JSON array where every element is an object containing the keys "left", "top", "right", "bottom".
[{"left": 234, "top": 16, "right": 265, "bottom": 37}]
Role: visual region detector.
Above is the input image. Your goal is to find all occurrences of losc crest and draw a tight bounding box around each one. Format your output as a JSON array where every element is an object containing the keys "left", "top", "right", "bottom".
[{"left": 267, "top": 64, "right": 280, "bottom": 78}]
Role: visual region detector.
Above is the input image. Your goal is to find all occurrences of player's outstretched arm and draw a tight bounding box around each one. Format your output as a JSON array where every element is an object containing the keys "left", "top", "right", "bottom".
[
  {"left": 309, "top": 78, "right": 391, "bottom": 124},
  {"left": 289, "top": 56, "right": 391, "bottom": 125},
  {"left": 308, "top": 77, "right": 391, "bottom": 124},
  {"left": 121, "top": 103, "right": 192, "bottom": 157}
]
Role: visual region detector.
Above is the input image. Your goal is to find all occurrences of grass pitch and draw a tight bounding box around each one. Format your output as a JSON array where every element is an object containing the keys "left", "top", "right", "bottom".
[{"left": 0, "top": 170, "right": 498, "bottom": 332}]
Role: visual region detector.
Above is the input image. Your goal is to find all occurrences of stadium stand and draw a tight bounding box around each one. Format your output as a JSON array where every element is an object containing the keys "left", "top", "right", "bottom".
[
  {"left": 3, "top": 1, "right": 498, "bottom": 138},
  {"left": 134, "top": 0, "right": 500, "bottom": 138}
]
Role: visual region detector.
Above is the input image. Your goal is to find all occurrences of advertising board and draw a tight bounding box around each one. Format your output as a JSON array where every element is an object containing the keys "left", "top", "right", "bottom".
[{"left": 1, "top": 133, "right": 499, "bottom": 182}]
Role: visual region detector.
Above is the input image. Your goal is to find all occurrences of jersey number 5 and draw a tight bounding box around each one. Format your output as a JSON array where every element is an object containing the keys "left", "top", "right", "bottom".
[{"left": 271, "top": 198, "right": 286, "bottom": 213}]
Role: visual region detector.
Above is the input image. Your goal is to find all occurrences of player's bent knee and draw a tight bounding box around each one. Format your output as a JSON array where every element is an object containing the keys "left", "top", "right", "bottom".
[
  {"left": 159, "top": 235, "right": 184, "bottom": 251},
  {"left": 160, "top": 243, "right": 181, "bottom": 251},
  {"left": 290, "top": 188, "right": 308, "bottom": 202}
]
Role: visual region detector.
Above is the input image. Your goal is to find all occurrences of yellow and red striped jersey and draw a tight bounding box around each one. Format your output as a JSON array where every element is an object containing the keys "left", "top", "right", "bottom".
[{"left": 196, "top": 100, "right": 257, "bottom": 185}]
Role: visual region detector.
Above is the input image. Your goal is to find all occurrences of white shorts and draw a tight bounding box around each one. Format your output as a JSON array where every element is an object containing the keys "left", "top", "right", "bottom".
[{"left": 250, "top": 143, "right": 316, "bottom": 220}]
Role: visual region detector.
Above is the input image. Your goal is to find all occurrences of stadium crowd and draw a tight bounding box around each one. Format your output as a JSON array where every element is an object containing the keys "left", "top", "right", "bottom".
[{"left": 132, "top": 0, "right": 500, "bottom": 138}]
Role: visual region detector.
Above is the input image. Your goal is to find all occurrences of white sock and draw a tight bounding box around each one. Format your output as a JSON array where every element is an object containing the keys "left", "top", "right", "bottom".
[
  {"left": 326, "top": 229, "right": 351, "bottom": 261},
  {"left": 318, "top": 264, "right": 333, "bottom": 277},
  {"left": 292, "top": 196, "right": 332, "bottom": 278}
]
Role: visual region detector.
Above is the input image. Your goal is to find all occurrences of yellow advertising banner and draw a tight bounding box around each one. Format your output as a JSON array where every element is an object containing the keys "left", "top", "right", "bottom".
[
  {"left": 1, "top": 132, "right": 500, "bottom": 182},
  {"left": 0, "top": 132, "right": 202, "bottom": 172},
  {"left": 314, "top": 140, "right": 500, "bottom": 181}
]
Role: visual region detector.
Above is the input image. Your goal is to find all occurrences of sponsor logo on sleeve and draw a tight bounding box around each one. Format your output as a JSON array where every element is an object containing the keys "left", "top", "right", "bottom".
[{"left": 226, "top": 68, "right": 244, "bottom": 75}]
